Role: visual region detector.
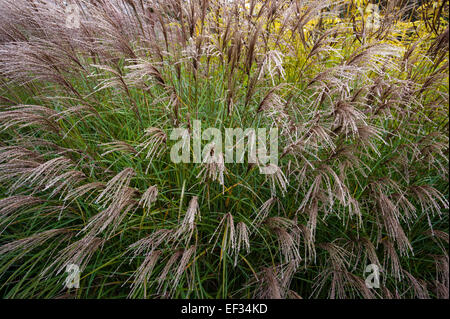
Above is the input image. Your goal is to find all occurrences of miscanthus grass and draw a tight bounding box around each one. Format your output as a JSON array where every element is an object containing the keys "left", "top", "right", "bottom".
[{"left": 0, "top": 0, "right": 448, "bottom": 299}]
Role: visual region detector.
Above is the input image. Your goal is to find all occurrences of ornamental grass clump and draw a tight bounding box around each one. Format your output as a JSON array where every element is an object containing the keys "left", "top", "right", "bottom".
[{"left": 0, "top": 0, "right": 448, "bottom": 299}]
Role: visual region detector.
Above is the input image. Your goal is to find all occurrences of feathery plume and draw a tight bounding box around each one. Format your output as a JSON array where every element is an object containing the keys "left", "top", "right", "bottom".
[
  {"left": 100, "top": 140, "right": 138, "bottom": 156},
  {"left": 10, "top": 156, "right": 73, "bottom": 193},
  {"left": 0, "top": 196, "right": 43, "bottom": 230},
  {"left": 235, "top": 221, "right": 251, "bottom": 265},
  {"left": 252, "top": 196, "right": 277, "bottom": 228},
  {"left": 45, "top": 235, "right": 104, "bottom": 276},
  {"left": 137, "top": 127, "right": 167, "bottom": 173},
  {"left": 197, "top": 143, "right": 226, "bottom": 187},
  {"left": 129, "top": 229, "right": 174, "bottom": 258},
  {"left": 0, "top": 228, "right": 72, "bottom": 255},
  {"left": 174, "top": 196, "right": 200, "bottom": 243},
  {"left": 84, "top": 186, "right": 137, "bottom": 238},
  {"left": 210, "top": 212, "right": 235, "bottom": 257},
  {"left": 261, "top": 164, "right": 289, "bottom": 196},
  {"left": 95, "top": 167, "right": 136, "bottom": 208},
  {"left": 128, "top": 250, "right": 162, "bottom": 297},
  {"left": 139, "top": 185, "right": 158, "bottom": 210}
]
